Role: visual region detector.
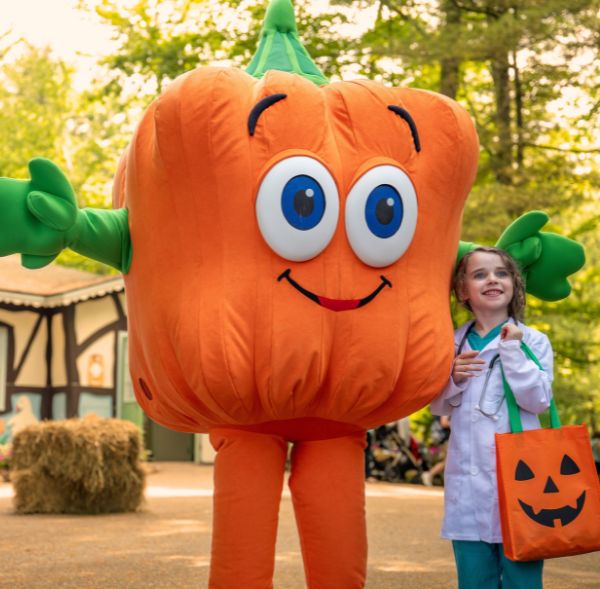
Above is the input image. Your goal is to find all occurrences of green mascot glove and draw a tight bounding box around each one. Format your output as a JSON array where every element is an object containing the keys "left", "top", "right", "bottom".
[
  {"left": 0, "top": 158, "right": 131, "bottom": 273},
  {"left": 457, "top": 211, "right": 585, "bottom": 301},
  {"left": 495, "top": 211, "right": 585, "bottom": 301}
]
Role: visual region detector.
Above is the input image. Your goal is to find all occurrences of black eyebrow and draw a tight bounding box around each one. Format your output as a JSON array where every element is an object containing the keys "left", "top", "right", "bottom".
[
  {"left": 387, "top": 105, "right": 421, "bottom": 152},
  {"left": 248, "top": 93, "right": 288, "bottom": 136}
]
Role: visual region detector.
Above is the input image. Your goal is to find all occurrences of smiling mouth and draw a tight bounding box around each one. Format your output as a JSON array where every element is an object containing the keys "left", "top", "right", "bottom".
[
  {"left": 277, "top": 269, "right": 392, "bottom": 312},
  {"left": 518, "top": 491, "right": 586, "bottom": 528}
]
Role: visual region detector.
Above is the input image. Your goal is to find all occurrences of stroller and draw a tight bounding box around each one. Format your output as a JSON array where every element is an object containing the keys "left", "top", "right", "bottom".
[{"left": 368, "top": 424, "right": 427, "bottom": 483}]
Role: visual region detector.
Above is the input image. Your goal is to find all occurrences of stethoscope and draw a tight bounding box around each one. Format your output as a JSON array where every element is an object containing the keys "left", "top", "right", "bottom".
[{"left": 456, "top": 319, "right": 515, "bottom": 417}]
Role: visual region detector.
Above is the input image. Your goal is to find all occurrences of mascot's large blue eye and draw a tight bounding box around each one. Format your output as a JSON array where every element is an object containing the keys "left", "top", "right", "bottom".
[
  {"left": 365, "top": 185, "right": 403, "bottom": 238},
  {"left": 281, "top": 175, "right": 326, "bottom": 231},
  {"left": 256, "top": 156, "right": 339, "bottom": 262},
  {"left": 345, "top": 165, "right": 418, "bottom": 267}
]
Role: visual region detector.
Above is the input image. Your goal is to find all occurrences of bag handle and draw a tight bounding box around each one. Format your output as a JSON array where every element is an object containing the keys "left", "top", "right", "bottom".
[{"left": 500, "top": 340, "right": 561, "bottom": 433}]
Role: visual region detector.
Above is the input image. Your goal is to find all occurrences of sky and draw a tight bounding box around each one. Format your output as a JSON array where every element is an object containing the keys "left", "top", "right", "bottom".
[
  {"left": 2, "top": 0, "right": 113, "bottom": 59},
  {"left": 0, "top": 0, "right": 352, "bottom": 60},
  {"left": 1, "top": 0, "right": 116, "bottom": 88}
]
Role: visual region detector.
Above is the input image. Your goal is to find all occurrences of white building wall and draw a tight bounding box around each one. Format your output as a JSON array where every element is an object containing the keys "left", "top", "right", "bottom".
[
  {"left": 75, "top": 297, "right": 120, "bottom": 389},
  {"left": 51, "top": 313, "right": 67, "bottom": 386},
  {"left": 14, "top": 317, "right": 47, "bottom": 387}
]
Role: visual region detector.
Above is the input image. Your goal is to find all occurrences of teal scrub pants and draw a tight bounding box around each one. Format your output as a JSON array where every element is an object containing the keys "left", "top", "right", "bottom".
[{"left": 452, "top": 541, "right": 543, "bottom": 589}]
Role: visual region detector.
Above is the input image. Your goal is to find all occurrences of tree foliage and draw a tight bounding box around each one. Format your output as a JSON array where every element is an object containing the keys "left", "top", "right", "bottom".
[
  {"left": 0, "top": 42, "right": 124, "bottom": 273},
  {"left": 0, "top": 45, "right": 73, "bottom": 178},
  {"left": 81, "top": 0, "right": 354, "bottom": 96}
]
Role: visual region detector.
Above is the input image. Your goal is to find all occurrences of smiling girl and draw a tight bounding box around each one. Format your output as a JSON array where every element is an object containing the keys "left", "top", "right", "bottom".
[{"left": 430, "top": 246, "right": 553, "bottom": 589}]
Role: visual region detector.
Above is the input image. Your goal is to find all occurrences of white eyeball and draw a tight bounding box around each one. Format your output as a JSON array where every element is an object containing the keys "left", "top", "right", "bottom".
[
  {"left": 345, "top": 165, "right": 418, "bottom": 267},
  {"left": 256, "top": 156, "right": 339, "bottom": 261}
]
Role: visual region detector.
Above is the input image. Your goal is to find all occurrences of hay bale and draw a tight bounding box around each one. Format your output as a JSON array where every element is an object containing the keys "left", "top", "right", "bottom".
[{"left": 11, "top": 416, "right": 146, "bottom": 514}]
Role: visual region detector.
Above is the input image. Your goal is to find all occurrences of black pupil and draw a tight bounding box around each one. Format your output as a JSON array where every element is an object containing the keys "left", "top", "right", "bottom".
[
  {"left": 376, "top": 197, "right": 394, "bottom": 225},
  {"left": 294, "top": 189, "right": 315, "bottom": 217}
]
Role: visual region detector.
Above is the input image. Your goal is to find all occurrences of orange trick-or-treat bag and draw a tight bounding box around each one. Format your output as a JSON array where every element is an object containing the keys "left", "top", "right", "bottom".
[{"left": 496, "top": 343, "right": 600, "bottom": 561}]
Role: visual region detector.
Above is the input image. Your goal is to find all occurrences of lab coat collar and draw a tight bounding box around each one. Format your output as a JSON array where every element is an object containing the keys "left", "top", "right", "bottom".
[{"left": 456, "top": 318, "right": 524, "bottom": 355}]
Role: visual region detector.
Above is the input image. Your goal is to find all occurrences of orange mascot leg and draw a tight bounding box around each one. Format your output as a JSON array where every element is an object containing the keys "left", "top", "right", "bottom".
[
  {"left": 288, "top": 431, "right": 368, "bottom": 589},
  {"left": 209, "top": 428, "right": 288, "bottom": 589}
]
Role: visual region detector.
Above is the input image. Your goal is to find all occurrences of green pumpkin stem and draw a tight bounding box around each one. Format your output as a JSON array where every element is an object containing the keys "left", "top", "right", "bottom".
[{"left": 246, "top": 0, "right": 329, "bottom": 86}]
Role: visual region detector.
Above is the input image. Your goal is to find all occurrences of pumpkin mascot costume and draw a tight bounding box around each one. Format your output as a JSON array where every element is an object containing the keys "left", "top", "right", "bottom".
[{"left": 0, "top": 1, "right": 584, "bottom": 587}]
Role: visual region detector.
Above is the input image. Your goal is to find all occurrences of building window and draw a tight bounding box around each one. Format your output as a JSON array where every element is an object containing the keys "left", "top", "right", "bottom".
[{"left": 0, "top": 327, "right": 7, "bottom": 412}]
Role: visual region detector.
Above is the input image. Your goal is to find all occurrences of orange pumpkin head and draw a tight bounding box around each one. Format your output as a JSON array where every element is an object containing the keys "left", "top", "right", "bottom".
[{"left": 113, "top": 66, "right": 478, "bottom": 437}]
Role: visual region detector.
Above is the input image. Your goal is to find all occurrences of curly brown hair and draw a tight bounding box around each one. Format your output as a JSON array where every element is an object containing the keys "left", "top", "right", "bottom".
[{"left": 453, "top": 246, "right": 526, "bottom": 321}]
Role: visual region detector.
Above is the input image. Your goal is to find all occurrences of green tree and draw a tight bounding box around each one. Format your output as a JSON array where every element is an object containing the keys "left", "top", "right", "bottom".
[
  {"left": 82, "top": 0, "right": 353, "bottom": 99},
  {"left": 0, "top": 44, "right": 73, "bottom": 178},
  {"left": 0, "top": 43, "right": 126, "bottom": 273},
  {"left": 335, "top": 0, "right": 599, "bottom": 186}
]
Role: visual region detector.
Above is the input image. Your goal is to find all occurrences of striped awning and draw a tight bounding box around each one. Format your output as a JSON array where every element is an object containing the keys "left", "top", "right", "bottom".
[{"left": 0, "top": 255, "right": 124, "bottom": 308}]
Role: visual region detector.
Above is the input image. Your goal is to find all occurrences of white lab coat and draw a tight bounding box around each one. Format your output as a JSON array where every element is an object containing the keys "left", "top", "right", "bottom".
[{"left": 430, "top": 320, "right": 553, "bottom": 543}]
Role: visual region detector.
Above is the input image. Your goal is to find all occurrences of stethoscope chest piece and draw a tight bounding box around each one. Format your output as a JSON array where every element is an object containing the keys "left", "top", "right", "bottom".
[{"left": 457, "top": 322, "right": 506, "bottom": 418}]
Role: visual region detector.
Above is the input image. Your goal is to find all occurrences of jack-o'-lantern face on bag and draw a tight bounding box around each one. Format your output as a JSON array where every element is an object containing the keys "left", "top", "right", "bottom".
[
  {"left": 115, "top": 68, "right": 479, "bottom": 434},
  {"left": 515, "top": 453, "right": 586, "bottom": 528}
]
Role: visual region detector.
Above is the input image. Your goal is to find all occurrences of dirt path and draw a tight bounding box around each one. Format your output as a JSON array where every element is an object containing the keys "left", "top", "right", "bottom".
[{"left": 0, "top": 463, "right": 597, "bottom": 588}]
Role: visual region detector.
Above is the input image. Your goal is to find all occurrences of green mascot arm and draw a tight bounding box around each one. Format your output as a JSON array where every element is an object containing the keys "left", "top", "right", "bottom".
[
  {"left": 457, "top": 211, "right": 585, "bottom": 301},
  {"left": 0, "top": 158, "right": 131, "bottom": 273},
  {"left": 69, "top": 207, "right": 132, "bottom": 273}
]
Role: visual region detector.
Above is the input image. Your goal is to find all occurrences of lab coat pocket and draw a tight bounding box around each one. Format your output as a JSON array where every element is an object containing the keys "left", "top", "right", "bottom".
[{"left": 479, "top": 375, "right": 504, "bottom": 417}]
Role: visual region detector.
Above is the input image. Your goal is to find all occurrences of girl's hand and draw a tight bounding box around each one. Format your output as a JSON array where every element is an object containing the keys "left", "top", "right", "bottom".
[
  {"left": 500, "top": 323, "right": 523, "bottom": 341},
  {"left": 452, "top": 351, "right": 485, "bottom": 384}
]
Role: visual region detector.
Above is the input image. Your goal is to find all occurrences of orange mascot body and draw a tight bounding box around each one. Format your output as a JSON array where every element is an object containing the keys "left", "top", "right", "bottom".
[{"left": 112, "top": 2, "right": 479, "bottom": 587}]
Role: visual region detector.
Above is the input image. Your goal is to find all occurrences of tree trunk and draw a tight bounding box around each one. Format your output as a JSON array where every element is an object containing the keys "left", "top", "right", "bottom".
[
  {"left": 490, "top": 48, "right": 513, "bottom": 185},
  {"left": 439, "top": 0, "right": 461, "bottom": 99},
  {"left": 512, "top": 50, "right": 524, "bottom": 171},
  {"left": 440, "top": 58, "right": 461, "bottom": 99}
]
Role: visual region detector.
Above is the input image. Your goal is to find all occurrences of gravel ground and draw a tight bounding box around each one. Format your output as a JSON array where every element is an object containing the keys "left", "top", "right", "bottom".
[{"left": 0, "top": 463, "right": 597, "bottom": 588}]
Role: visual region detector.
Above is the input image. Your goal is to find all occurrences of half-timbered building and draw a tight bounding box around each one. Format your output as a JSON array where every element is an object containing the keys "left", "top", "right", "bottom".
[{"left": 0, "top": 255, "right": 207, "bottom": 461}]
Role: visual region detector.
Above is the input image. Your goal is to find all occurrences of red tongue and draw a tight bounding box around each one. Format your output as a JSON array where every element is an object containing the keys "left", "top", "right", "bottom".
[{"left": 318, "top": 296, "right": 361, "bottom": 312}]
